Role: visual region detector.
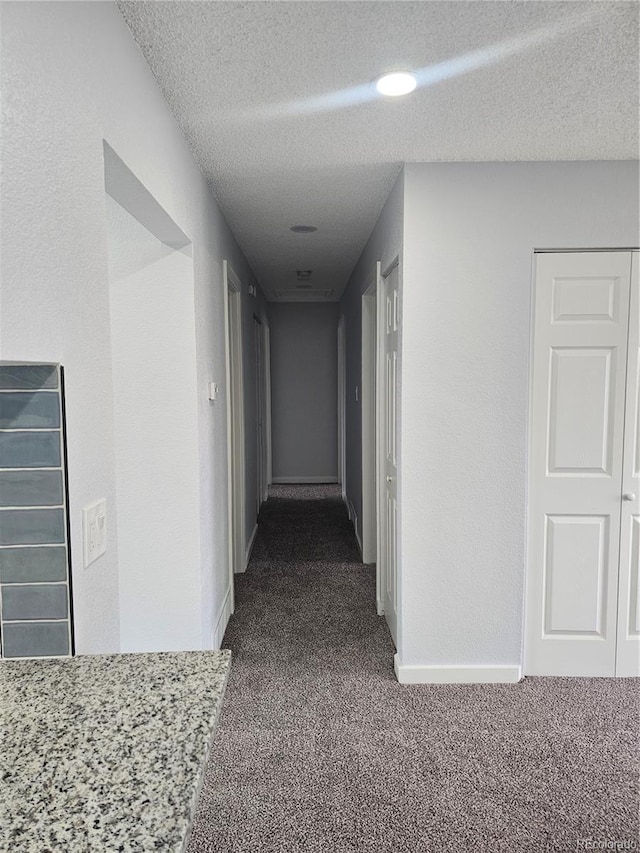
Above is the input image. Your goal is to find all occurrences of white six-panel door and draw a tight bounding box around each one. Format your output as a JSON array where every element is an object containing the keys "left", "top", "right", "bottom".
[
  {"left": 616, "top": 253, "right": 640, "bottom": 676},
  {"left": 525, "top": 251, "right": 636, "bottom": 677}
]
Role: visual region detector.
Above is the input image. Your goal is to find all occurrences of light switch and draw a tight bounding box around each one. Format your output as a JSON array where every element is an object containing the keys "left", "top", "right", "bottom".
[
  {"left": 83, "top": 499, "right": 107, "bottom": 567},
  {"left": 208, "top": 382, "right": 219, "bottom": 402}
]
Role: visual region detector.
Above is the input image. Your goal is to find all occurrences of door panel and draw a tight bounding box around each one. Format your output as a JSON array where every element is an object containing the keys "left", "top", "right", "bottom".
[
  {"left": 548, "top": 348, "right": 615, "bottom": 475},
  {"left": 544, "top": 515, "right": 608, "bottom": 635},
  {"left": 526, "top": 251, "right": 632, "bottom": 676},
  {"left": 616, "top": 252, "right": 640, "bottom": 676}
]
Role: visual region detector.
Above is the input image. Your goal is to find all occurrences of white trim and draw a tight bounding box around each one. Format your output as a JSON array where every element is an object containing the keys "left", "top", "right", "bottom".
[
  {"left": 361, "top": 278, "right": 377, "bottom": 566},
  {"left": 211, "top": 586, "right": 232, "bottom": 649},
  {"left": 223, "top": 260, "right": 246, "bottom": 609},
  {"left": 523, "top": 249, "right": 537, "bottom": 675},
  {"left": 337, "top": 315, "right": 346, "bottom": 500},
  {"left": 242, "top": 522, "right": 259, "bottom": 572},
  {"left": 271, "top": 476, "right": 338, "bottom": 484},
  {"left": 342, "top": 495, "right": 363, "bottom": 556},
  {"left": 253, "top": 316, "right": 265, "bottom": 516},
  {"left": 343, "top": 498, "right": 362, "bottom": 557},
  {"left": 263, "top": 320, "right": 272, "bottom": 490},
  {"left": 353, "top": 517, "right": 363, "bottom": 556},
  {"left": 394, "top": 656, "right": 522, "bottom": 684},
  {"left": 375, "top": 260, "right": 385, "bottom": 616}
]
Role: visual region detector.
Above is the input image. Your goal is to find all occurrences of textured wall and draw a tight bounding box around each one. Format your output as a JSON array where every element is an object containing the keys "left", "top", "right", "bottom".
[
  {"left": 0, "top": 2, "right": 262, "bottom": 652},
  {"left": 106, "top": 196, "right": 201, "bottom": 652},
  {"left": 339, "top": 173, "right": 404, "bottom": 548},
  {"left": 270, "top": 303, "right": 339, "bottom": 482},
  {"left": 400, "top": 161, "right": 640, "bottom": 668}
]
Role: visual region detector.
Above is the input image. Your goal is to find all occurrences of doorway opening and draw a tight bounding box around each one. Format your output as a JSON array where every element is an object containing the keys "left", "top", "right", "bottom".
[
  {"left": 337, "top": 316, "right": 346, "bottom": 501},
  {"left": 105, "top": 143, "right": 200, "bottom": 652},
  {"left": 253, "top": 314, "right": 271, "bottom": 513},
  {"left": 224, "top": 261, "right": 245, "bottom": 585}
]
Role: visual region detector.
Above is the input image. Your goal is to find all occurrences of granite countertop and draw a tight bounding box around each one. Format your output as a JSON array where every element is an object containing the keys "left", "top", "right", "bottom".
[{"left": 0, "top": 650, "right": 231, "bottom": 852}]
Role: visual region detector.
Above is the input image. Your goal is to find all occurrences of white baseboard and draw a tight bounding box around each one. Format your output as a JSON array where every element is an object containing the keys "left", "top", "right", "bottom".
[
  {"left": 343, "top": 496, "right": 363, "bottom": 555},
  {"left": 394, "top": 655, "right": 522, "bottom": 684},
  {"left": 241, "top": 522, "right": 258, "bottom": 571},
  {"left": 211, "top": 586, "right": 232, "bottom": 649},
  {"left": 355, "top": 527, "right": 363, "bottom": 555},
  {"left": 271, "top": 476, "right": 338, "bottom": 484}
]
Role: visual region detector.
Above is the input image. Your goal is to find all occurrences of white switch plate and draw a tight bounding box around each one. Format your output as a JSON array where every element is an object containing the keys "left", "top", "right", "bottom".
[
  {"left": 208, "top": 382, "right": 219, "bottom": 401},
  {"left": 83, "top": 499, "right": 107, "bottom": 567}
]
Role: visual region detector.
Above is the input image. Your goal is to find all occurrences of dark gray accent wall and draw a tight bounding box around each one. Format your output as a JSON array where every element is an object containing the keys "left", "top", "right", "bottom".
[
  {"left": 0, "top": 363, "right": 72, "bottom": 658},
  {"left": 270, "top": 303, "right": 339, "bottom": 482}
]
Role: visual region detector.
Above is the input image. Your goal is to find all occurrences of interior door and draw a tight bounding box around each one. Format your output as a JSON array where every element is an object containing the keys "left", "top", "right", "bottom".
[
  {"left": 525, "top": 251, "right": 633, "bottom": 676},
  {"left": 381, "top": 264, "right": 399, "bottom": 645},
  {"left": 254, "top": 316, "right": 264, "bottom": 517},
  {"left": 337, "top": 317, "right": 346, "bottom": 497},
  {"left": 616, "top": 252, "right": 639, "bottom": 676}
]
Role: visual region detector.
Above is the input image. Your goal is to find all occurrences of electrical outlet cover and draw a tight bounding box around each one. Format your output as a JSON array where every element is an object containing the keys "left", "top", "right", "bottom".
[{"left": 83, "top": 498, "right": 107, "bottom": 567}]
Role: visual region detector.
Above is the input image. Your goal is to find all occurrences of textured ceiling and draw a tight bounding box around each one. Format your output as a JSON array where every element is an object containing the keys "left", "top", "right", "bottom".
[{"left": 118, "top": 1, "right": 639, "bottom": 301}]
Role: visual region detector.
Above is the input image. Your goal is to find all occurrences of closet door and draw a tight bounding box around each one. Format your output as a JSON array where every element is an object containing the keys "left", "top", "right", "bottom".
[
  {"left": 525, "top": 251, "right": 632, "bottom": 676},
  {"left": 616, "top": 252, "right": 639, "bottom": 676}
]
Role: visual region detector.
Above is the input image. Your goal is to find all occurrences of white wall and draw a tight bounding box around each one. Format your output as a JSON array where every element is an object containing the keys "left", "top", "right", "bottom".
[
  {"left": 0, "top": 1, "right": 263, "bottom": 652},
  {"left": 106, "top": 196, "right": 201, "bottom": 651},
  {"left": 270, "top": 303, "right": 339, "bottom": 482},
  {"left": 400, "top": 161, "right": 639, "bottom": 671},
  {"left": 339, "top": 172, "right": 404, "bottom": 547}
]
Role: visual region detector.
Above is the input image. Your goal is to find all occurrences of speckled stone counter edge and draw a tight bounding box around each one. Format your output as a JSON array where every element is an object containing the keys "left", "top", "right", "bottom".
[{"left": 180, "top": 660, "right": 231, "bottom": 853}]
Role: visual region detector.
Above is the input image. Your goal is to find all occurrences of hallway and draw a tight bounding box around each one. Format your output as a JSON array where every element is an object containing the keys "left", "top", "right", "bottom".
[{"left": 188, "top": 486, "right": 638, "bottom": 853}]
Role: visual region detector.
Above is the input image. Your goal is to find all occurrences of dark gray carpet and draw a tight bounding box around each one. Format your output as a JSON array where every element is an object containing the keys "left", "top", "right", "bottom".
[{"left": 188, "top": 485, "right": 639, "bottom": 853}]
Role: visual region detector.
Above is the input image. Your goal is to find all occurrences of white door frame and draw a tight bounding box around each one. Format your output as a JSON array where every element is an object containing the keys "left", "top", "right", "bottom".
[
  {"left": 362, "top": 276, "right": 378, "bottom": 568},
  {"left": 338, "top": 315, "right": 347, "bottom": 499},
  {"left": 616, "top": 251, "right": 639, "bottom": 676},
  {"left": 223, "top": 260, "right": 246, "bottom": 586},
  {"left": 263, "top": 319, "right": 272, "bottom": 498},
  {"left": 253, "top": 314, "right": 264, "bottom": 516},
  {"left": 376, "top": 258, "right": 400, "bottom": 631}
]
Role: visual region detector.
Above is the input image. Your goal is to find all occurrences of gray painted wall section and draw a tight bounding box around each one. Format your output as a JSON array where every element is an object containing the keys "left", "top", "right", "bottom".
[
  {"left": 400, "top": 160, "right": 640, "bottom": 669},
  {"left": 339, "top": 171, "right": 404, "bottom": 546},
  {"left": 270, "top": 303, "right": 339, "bottom": 482}
]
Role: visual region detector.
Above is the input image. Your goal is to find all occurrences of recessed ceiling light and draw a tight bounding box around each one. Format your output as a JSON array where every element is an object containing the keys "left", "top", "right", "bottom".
[
  {"left": 290, "top": 225, "right": 318, "bottom": 233},
  {"left": 375, "top": 72, "right": 417, "bottom": 97}
]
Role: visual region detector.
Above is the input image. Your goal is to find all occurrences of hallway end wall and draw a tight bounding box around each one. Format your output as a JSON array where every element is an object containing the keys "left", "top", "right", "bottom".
[{"left": 270, "top": 303, "right": 339, "bottom": 483}]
